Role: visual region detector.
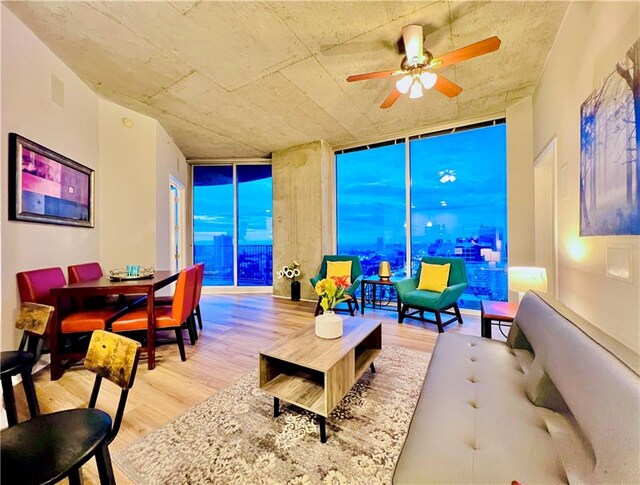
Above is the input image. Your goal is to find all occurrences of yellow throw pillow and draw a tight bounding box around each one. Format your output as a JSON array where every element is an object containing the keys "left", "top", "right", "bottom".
[
  {"left": 326, "top": 260, "right": 352, "bottom": 286},
  {"left": 417, "top": 262, "right": 451, "bottom": 292}
]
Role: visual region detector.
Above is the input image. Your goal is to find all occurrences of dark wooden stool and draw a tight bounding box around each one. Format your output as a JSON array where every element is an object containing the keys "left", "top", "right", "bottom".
[
  {"left": 1, "top": 303, "right": 54, "bottom": 427},
  {"left": 1, "top": 330, "right": 141, "bottom": 485}
]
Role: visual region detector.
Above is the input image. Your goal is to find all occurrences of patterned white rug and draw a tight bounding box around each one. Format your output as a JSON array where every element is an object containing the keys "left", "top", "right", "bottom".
[{"left": 114, "top": 346, "right": 430, "bottom": 484}]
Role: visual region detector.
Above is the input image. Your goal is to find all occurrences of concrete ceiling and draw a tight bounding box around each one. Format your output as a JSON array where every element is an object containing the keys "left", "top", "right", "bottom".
[{"left": 5, "top": 1, "right": 567, "bottom": 158}]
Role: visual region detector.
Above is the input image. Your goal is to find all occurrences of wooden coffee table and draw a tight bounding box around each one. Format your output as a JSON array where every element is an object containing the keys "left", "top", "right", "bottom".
[{"left": 259, "top": 317, "right": 382, "bottom": 442}]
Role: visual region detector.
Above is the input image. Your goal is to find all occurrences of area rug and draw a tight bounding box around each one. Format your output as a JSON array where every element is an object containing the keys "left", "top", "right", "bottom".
[{"left": 114, "top": 346, "right": 430, "bottom": 484}]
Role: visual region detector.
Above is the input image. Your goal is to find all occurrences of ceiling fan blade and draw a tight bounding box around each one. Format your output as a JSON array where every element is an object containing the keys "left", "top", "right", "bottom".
[
  {"left": 380, "top": 89, "right": 402, "bottom": 109},
  {"left": 402, "top": 24, "right": 424, "bottom": 61},
  {"left": 433, "top": 75, "right": 463, "bottom": 98},
  {"left": 346, "top": 69, "right": 400, "bottom": 82},
  {"left": 431, "top": 36, "right": 501, "bottom": 70}
]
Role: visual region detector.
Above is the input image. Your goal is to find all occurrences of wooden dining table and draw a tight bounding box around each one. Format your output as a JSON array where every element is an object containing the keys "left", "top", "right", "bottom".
[{"left": 49, "top": 270, "right": 179, "bottom": 380}]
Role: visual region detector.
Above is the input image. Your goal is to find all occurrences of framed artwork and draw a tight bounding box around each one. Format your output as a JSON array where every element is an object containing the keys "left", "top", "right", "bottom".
[
  {"left": 8, "top": 133, "right": 94, "bottom": 228},
  {"left": 580, "top": 37, "right": 639, "bottom": 236}
]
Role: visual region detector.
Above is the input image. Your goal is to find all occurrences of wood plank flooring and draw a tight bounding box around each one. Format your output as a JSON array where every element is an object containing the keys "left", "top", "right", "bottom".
[{"left": 16, "top": 294, "right": 490, "bottom": 484}]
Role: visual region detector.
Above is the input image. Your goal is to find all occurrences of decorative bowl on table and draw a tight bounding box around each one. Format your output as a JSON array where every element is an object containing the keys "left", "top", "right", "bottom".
[{"left": 108, "top": 266, "right": 155, "bottom": 280}]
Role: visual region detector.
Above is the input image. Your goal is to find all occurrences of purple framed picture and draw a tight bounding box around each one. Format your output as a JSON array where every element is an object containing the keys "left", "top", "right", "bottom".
[{"left": 8, "top": 133, "right": 94, "bottom": 228}]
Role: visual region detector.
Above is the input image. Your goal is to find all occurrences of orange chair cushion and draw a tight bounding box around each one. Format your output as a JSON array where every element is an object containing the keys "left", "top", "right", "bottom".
[
  {"left": 60, "top": 310, "right": 114, "bottom": 334},
  {"left": 111, "top": 307, "right": 176, "bottom": 333}
]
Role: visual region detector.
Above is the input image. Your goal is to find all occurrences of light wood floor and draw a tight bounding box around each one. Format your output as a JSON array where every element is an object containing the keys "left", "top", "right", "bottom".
[{"left": 17, "top": 294, "right": 490, "bottom": 484}]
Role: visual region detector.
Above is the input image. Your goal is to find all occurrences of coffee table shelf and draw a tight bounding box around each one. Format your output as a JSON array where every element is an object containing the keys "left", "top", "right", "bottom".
[{"left": 260, "top": 362, "right": 325, "bottom": 415}]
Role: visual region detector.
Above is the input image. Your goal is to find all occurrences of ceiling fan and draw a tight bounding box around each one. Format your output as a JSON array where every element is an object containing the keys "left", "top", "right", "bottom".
[{"left": 346, "top": 25, "right": 501, "bottom": 109}]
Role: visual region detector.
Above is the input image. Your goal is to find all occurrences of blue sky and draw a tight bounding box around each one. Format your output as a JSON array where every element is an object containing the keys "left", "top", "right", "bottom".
[{"left": 337, "top": 124, "right": 507, "bottom": 248}]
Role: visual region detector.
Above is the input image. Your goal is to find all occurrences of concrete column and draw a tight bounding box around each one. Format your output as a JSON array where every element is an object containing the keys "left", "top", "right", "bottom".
[{"left": 272, "top": 140, "right": 335, "bottom": 300}]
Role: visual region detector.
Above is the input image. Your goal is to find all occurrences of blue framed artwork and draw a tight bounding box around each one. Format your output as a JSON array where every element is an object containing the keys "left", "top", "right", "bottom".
[{"left": 580, "top": 37, "right": 639, "bottom": 236}]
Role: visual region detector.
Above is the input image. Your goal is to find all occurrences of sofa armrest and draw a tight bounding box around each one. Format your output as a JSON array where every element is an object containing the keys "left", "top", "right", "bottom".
[{"left": 394, "top": 277, "right": 419, "bottom": 298}]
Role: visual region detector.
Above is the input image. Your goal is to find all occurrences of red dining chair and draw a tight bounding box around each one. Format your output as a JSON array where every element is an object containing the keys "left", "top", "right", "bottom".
[
  {"left": 16, "top": 268, "right": 119, "bottom": 373},
  {"left": 155, "top": 264, "right": 202, "bottom": 344},
  {"left": 111, "top": 266, "right": 197, "bottom": 362},
  {"left": 68, "top": 262, "right": 103, "bottom": 284},
  {"left": 68, "top": 262, "right": 145, "bottom": 310},
  {"left": 192, "top": 263, "right": 205, "bottom": 331}
]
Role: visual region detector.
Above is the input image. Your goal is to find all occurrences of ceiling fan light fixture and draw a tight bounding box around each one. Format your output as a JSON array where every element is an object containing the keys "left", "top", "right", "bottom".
[
  {"left": 395, "top": 75, "right": 412, "bottom": 94},
  {"left": 409, "top": 80, "right": 423, "bottom": 99},
  {"left": 402, "top": 25, "right": 424, "bottom": 62},
  {"left": 420, "top": 71, "right": 437, "bottom": 90}
]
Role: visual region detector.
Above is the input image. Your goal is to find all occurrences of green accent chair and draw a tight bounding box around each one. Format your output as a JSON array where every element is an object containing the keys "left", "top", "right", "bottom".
[
  {"left": 310, "top": 255, "right": 363, "bottom": 316},
  {"left": 394, "top": 256, "right": 468, "bottom": 333}
]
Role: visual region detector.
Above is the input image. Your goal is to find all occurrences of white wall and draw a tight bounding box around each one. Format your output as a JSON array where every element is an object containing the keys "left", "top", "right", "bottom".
[
  {"left": 98, "top": 101, "right": 188, "bottom": 272},
  {"left": 98, "top": 100, "right": 157, "bottom": 270},
  {"left": 155, "top": 123, "right": 188, "bottom": 272},
  {"left": 533, "top": 1, "right": 640, "bottom": 352},
  {"left": 0, "top": 7, "right": 187, "bottom": 350},
  {"left": 1, "top": 6, "right": 100, "bottom": 350}
]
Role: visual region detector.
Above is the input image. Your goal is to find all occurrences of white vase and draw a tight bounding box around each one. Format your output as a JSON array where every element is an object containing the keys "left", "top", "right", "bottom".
[{"left": 315, "top": 310, "right": 343, "bottom": 339}]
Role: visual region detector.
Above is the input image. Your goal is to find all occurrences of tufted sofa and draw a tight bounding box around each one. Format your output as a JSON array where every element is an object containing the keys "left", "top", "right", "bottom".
[{"left": 393, "top": 291, "right": 640, "bottom": 484}]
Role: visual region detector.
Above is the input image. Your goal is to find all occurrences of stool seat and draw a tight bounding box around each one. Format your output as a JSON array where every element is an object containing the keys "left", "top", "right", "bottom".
[
  {"left": 1, "top": 408, "right": 112, "bottom": 485},
  {"left": 1, "top": 351, "right": 35, "bottom": 376}
]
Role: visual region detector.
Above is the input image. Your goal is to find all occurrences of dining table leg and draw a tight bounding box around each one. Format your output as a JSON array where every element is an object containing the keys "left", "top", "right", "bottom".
[
  {"left": 146, "top": 288, "right": 156, "bottom": 370},
  {"left": 50, "top": 296, "right": 63, "bottom": 381}
]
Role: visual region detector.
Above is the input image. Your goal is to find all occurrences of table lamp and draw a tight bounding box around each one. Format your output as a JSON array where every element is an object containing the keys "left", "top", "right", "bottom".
[
  {"left": 378, "top": 261, "right": 391, "bottom": 281},
  {"left": 508, "top": 266, "right": 548, "bottom": 301}
]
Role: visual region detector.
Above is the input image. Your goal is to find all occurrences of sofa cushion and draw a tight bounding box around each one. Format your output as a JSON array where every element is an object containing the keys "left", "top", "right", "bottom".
[
  {"left": 515, "top": 292, "right": 640, "bottom": 484},
  {"left": 525, "top": 358, "right": 569, "bottom": 413},
  {"left": 506, "top": 320, "right": 532, "bottom": 351},
  {"left": 393, "top": 333, "right": 573, "bottom": 484}
]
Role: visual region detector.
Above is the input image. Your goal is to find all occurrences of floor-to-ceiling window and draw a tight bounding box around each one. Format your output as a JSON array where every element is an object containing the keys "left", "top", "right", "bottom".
[
  {"left": 193, "top": 164, "right": 273, "bottom": 287},
  {"left": 335, "top": 120, "right": 507, "bottom": 309},
  {"left": 336, "top": 141, "right": 407, "bottom": 278},
  {"left": 410, "top": 124, "right": 507, "bottom": 309}
]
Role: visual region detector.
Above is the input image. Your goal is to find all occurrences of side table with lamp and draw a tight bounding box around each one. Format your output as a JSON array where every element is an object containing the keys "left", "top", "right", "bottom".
[
  {"left": 481, "top": 266, "right": 548, "bottom": 339},
  {"left": 360, "top": 261, "right": 401, "bottom": 315}
]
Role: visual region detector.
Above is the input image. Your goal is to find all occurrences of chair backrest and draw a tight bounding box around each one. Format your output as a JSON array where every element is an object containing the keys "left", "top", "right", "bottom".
[
  {"left": 16, "top": 267, "right": 66, "bottom": 306},
  {"left": 172, "top": 266, "right": 197, "bottom": 324},
  {"left": 318, "top": 255, "right": 363, "bottom": 280},
  {"left": 68, "top": 262, "right": 104, "bottom": 284},
  {"left": 416, "top": 257, "right": 468, "bottom": 286},
  {"left": 15, "top": 303, "right": 55, "bottom": 362},
  {"left": 84, "top": 330, "right": 141, "bottom": 441},
  {"left": 193, "top": 263, "right": 205, "bottom": 308}
]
